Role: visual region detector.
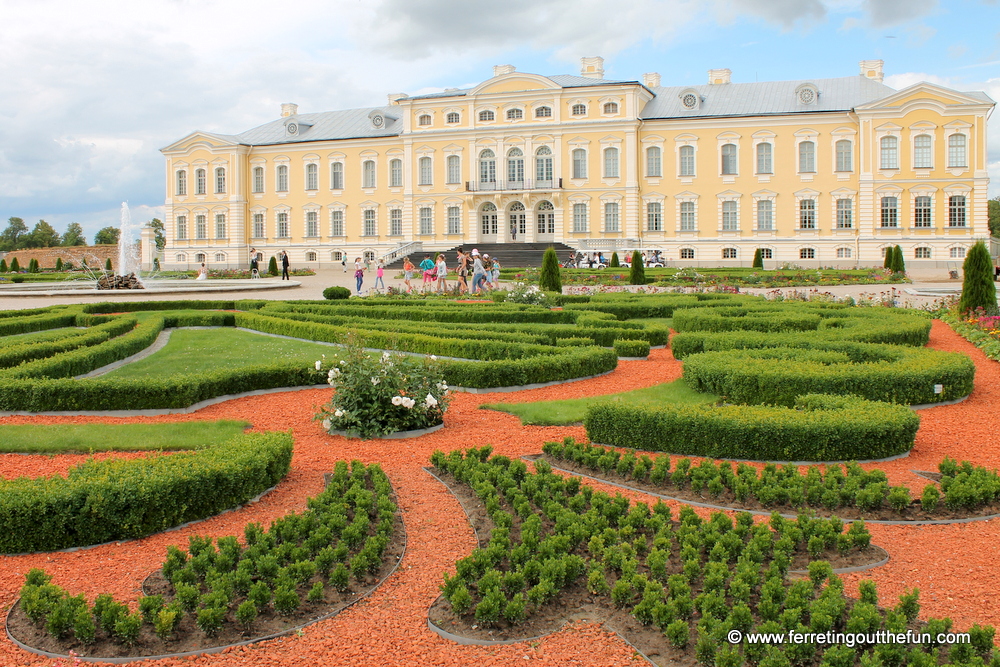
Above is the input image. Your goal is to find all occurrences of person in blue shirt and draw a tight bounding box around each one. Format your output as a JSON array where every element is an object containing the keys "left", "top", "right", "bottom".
[{"left": 419, "top": 254, "right": 436, "bottom": 293}]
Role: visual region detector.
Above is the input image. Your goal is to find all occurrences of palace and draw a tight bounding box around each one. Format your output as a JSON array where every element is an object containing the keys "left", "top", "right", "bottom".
[{"left": 160, "top": 58, "right": 993, "bottom": 270}]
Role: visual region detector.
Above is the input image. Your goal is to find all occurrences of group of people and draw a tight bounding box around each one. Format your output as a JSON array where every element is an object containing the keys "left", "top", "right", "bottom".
[
  {"left": 242, "top": 248, "right": 291, "bottom": 280},
  {"left": 396, "top": 248, "right": 500, "bottom": 295},
  {"left": 353, "top": 258, "right": 386, "bottom": 295}
]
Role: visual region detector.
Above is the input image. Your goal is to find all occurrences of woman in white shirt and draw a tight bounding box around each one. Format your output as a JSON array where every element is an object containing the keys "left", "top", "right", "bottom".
[{"left": 435, "top": 253, "right": 448, "bottom": 293}]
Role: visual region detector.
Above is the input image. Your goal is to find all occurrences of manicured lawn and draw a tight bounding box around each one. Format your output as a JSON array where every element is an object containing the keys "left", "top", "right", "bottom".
[
  {"left": 481, "top": 378, "right": 715, "bottom": 425},
  {"left": 103, "top": 328, "right": 341, "bottom": 379},
  {"left": 0, "top": 420, "right": 250, "bottom": 453}
]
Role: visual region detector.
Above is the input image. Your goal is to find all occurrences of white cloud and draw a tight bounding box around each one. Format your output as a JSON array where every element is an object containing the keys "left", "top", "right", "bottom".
[{"left": 863, "top": 0, "right": 937, "bottom": 27}]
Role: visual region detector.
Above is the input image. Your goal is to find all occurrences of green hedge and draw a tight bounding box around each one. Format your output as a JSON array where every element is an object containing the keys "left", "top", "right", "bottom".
[
  {"left": 443, "top": 345, "right": 618, "bottom": 388},
  {"left": 584, "top": 394, "right": 919, "bottom": 461},
  {"left": 613, "top": 339, "right": 651, "bottom": 358},
  {"left": 0, "top": 312, "right": 78, "bottom": 337},
  {"left": 0, "top": 317, "right": 137, "bottom": 370},
  {"left": 0, "top": 431, "right": 293, "bottom": 553},
  {"left": 81, "top": 300, "right": 238, "bottom": 314}
]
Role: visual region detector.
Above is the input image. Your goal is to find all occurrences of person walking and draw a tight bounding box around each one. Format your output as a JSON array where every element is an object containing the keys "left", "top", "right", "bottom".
[
  {"left": 403, "top": 256, "right": 415, "bottom": 293},
  {"left": 435, "top": 253, "right": 448, "bottom": 293},
  {"left": 341, "top": 256, "right": 347, "bottom": 273},
  {"left": 280, "top": 251, "right": 290, "bottom": 280},
  {"left": 470, "top": 248, "right": 486, "bottom": 294},
  {"left": 249, "top": 248, "right": 259, "bottom": 278},
  {"left": 374, "top": 260, "right": 385, "bottom": 291},
  {"left": 419, "top": 253, "right": 436, "bottom": 293},
  {"left": 455, "top": 249, "right": 469, "bottom": 294},
  {"left": 354, "top": 257, "right": 365, "bottom": 295},
  {"left": 489, "top": 254, "right": 501, "bottom": 289}
]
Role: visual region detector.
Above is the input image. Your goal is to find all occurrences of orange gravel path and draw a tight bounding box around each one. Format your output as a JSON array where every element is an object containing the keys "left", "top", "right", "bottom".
[{"left": 0, "top": 323, "right": 997, "bottom": 665}]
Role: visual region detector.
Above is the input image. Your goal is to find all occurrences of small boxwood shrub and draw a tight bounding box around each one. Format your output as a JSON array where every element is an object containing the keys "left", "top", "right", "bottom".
[
  {"left": 323, "top": 286, "right": 352, "bottom": 300},
  {"left": 613, "top": 339, "right": 651, "bottom": 358}
]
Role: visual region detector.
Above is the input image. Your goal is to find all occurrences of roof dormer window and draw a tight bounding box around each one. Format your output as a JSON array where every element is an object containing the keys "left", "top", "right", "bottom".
[
  {"left": 795, "top": 83, "right": 819, "bottom": 106},
  {"left": 679, "top": 89, "right": 700, "bottom": 110}
]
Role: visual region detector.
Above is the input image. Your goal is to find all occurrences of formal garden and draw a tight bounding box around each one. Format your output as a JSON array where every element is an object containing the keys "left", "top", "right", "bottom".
[{"left": 1, "top": 243, "right": 999, "bottom": 666}]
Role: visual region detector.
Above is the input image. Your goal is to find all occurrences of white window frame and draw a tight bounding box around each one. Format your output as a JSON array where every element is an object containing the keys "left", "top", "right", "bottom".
[
  {"left": 195, "top": 168, "right": 206, "bottom": 195},
  {"left": 389, "top": 158, "right": 403, "bottom": 188},
  {"left": 603, "top": 147, "right": 619, "bottom": 178},
  {"left": 798, "top": 141, "right": 816, "bottom": 173},
  {"left": 913, "top": 134, "right": 933, "bottom": 169},
  {"left": 419, "top": 206, "right": 433, "bottom": 235},
  {"left": 331, "top": 162, "right": 344, "bottom": 190},
  {"left": 646, "top": 146, "right": 662, "bottom": 178},
  {"left": 252, "top": 212, "right": 265, "bottom": 239},
  {"left": 755, "top": 199, "right": 774, "bottom": 231},
  {"left": 214, "top": 213, "right": 226, "bottom": 239},
  {"left": 721, "top": 200, "right": 739, "bottom": 231},
  {"left": 305, "top": 210, "right": 319, "bottom": 237},
  {"left": 252, "top": 166, "right": 264, "bottom": 193},
  {"left": 418, "top": 157, "right": 432, "bottom": 186},
  {"left": 176, "top": 170, "right": 187, "bottom": 196},
  {"left": 276, "top": 211, "right": 289, "bottom": 238},
  {"left": 836, "top": 198, "right": 853, "bottom": 229},
  {"left": 835, "top": 139, "right": 853, "bottom": 172},
  {"left": 647, "top": 201, "right": 663, "bottom": 232},
  {"left": 880, "top": 136, "right": 899, "bottom": 170},
  {"left": 195, "top": 214, "right": 207, "bottom": 239},
  {"left": 330, "top": 209, "right": 345, "bottom": 236},
  {"left": 447, "top": 206, "right": 461, "bottom": 235},
  {"left": 948, "top": 133, "right": 967, "bottom": 168},
  {"left": 214, "top": 167, "right": 226, "bottom": 194},
  {"left": 756, "top": 142, "right": 772, "bottom": 174},
  {"left": 572, "top": 202, "right": 588, "bottom": 233},
  {"left": 362, "top": 160, "right": 376, "bottom": 189},
  {"left": 880, "top": 196, "right": 898, "bottom": 228},
  {"left": 446, "top": 155, "right": 461, "bottom": 184},
  {"left": 389, "top": 208, "right": 403, "bottom": 236},
  {"left": 720, "top": 143, "right": 738, "bottom": 175},
  {"left": 276, "top": 165, "right": 289, "bottom": 192},
  {"left": 572, "top": 148, "right": 587, "bottom": 179},
  {"left": 604, "top": 201, "right": 620, "bottom": 232},
  {"left": 363, "top": 208, "right": 377, "bottom": 237},
  {"left": 176, "top": 214, "right": 188, "bottom": 240}
]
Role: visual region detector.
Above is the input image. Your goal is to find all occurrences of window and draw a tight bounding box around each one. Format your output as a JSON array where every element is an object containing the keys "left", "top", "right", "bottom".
[
  {"left": 276, "top": 212, "right": 289, "bottom": 238},
  {"left": 390, "top": 209, "right": 403, "bottom": 236},
  {"left": 176, "top": 253, "right": 187, "bottom": 262},
  {"left": 680, "top": 201, "right": 696, "bottom": 231},
  {"left": 418, "top": 157, "right": 432, "bottom": 186},
  {"left": 506, "top": 108, "right": 523, "bottom": 121},
  {"left": 535, "top": 106, "right": 552, "bottom": 118},
  {"left": 388, "top": 159, "right": 402, "bottom": 187},
  {"left": 603, "top": 102, "right": 618, "bottom": 114},
  {"left": 915, "top": 247, "right": 932, "bottom": 259},
  {"left": 176, "top": 170, "right": 187, "bottom": 196},
  {"left": 447, "top": 206, "right": 461, "bottom": 235},
  {"left": 799, "top": 199, "right": 816, "bottom": 229},
  {"left": 680, "top": 248, "right": 695, "bottom": 259},
  {"left": 478, "top": 110, "right": 495, "bottom": 122},
  {"left": 646, "top": 146, "right": 662, "bottom": 178},
  {"left": 176, "top": 215, "right": 187, "bottom": 240},
  {"left": 364, "top": 209, "right": 377, "bottom": 236},
  {"left": 195, "top": 253, "right": 205, "bottom": 263},
  {"left": 760, "top": 248, "right": 773, "bottom": 259},
  {"left": 948, "top": 195, "right": 967, "bottom": 227},
  {"left": 721, "top": 143, "right": 737, "bottom": 175},
  {"left": 722, "top": 248, "right": 737, "bottom": 259},
  {"left": 949, "top": 134, "right": 967, "bottom": 168},
  {"left": 572, "top": 104, "right": 587, "bottom": 116},
  {"left": 836, "top": 199, "right": 853, "bottom": 229},
  {"left": 951, "top": 247, "right": 966, "bottom": 259},
  {"left": 479, "top": 149, "right": 496, "bottom": 183},
  {"left": 419, "top": 207, "right": 433, "bottom": 235},
  {"left": 880, "top": 136, "right": 898, "bottom": 169},
  {"left": 536, "top": 201, "right": 554, "bottom": 234},
  {"left": 572, "top": 203, "right": 588, "bottom": 232},
  {"left": 215, "top": 167, "right": 226, "bottom": 193},
  {"left": 195, "top": 214, "right": 207, "bottom": 239},
  {"left": 305, "top": 163, "right": 318, "bottom": 191},
  {"left": 277, "top": 165, "right": 288, "bottom": 192},
  {"left": 507, "top": 148, "right": 524, "bottom": 183},
  {"left": 535, "top": 146, "right": 553, "bottom": 182},
  {"left": 914, "top": 196, "right": 932, "bottom": 227},
  {"left": 306, "top": 252, "right": 317, "bottom": 262},
  {"left": 800, "top": 248, "right": 816, "bottom": 259},
  {"left": 362, "top": 160, "right": 376, "bottom": 188},
  {"left": 836, "top": 140, "right": 853, "bottom": 172},
  {"left": 913, "top": 135, "right": 932, "bottom": 168},
  {"left": 572, "top": 148, "right": 587, "bottom": 179},
  {"left": 837, "top": 247, "right": 852, "bottom": 259},
  {"left": 446, "top": 112, "right": 460, "bottom": 124},
  {"left": 604, "top": 202, "right": 620, "bottom": 232},
  {"left": 215, "top": 213, "right": 226, "bottom": 239},
  {"left": 331, "top": 251, "right": 343, "bottom": 262},
  {"left": 252, "top": 167, "right": 264, "bottom": 193},
  {"left": 195, "top": 168, "right": 206, "bottom": 195},
  {"left": 252, "top": 213, "right": 264, "bottom": 238},
  {"left": 722, "top": 200, "right": 738, "bottom": 231},
  {"left": 798, "top": 141, "right": 815, "bottom": 173},
  {"left": 603, "top": 147, "right": 619, "bottom": 178},
  {"left": 880, "top": 196, "right": 898, "bottom": 227},
  {"left": 757, "top": 200, "right": 773, "bottom": 230},
  {"left": 756, "top": 142, "right": 772, "bottom": 174},
  {"left": 418, "top": 114, "right": 431, "bottom": 126},
  {"left": 306, "top": 211, "right": 318, "bottom": 237},
  {"left": 331, "top": 162, "right": 344, "bottom": 189},
  {"left": 679, "top": 145, "right": 695, "bottom": 177},
  {"left": 647, "top": 202, "right": 662, "bottom": 231},
  {"left": 446, "top": 155, "right": 461, "bottom": 184},
  {"left": 331, "top": 210, "right": 344, "bottom": 236}
]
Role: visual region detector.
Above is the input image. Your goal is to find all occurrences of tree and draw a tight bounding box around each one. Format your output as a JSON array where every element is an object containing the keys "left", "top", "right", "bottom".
[
  {"left": 0, "top": 259, "right": 7, "bottom": 272},
  {"left": 10, "top": 257, "right": 20, "bottom": 272},
  {"left": 105, "top": 257, "right": 113, "bottom": 271},
  {"left": 0, "top": 217, "right": 27, "bottom": 251},
  {"left": 752, "top": 248, "right": 764, "bottom": 269},
  {"left": 538, "top": 247, "right": 562, "bottom": 292},
  {"left": 609, "top": 251, "right": 620, "bottom": 268},
  {"left": 61, "top": 222, "right": 87, "bottom": 247},
  {"left": 268, "top": 256, "right": 279, "bottom": 276},
  {"left": 147, "top": 218, "right": 166, "bottom": 250},
  {"left": 989, "top": 196, "right": 1000, "bottom": 238},
  {"left": 94, "top": 226, "right": 120, "bottom": 245},
  {"left": 629, "top": 250, "right": 646, "bottom": 285},
  {"left": 28, "top": 258, "right": 39, "bottom": 273},
  {"left": 883, "top": 246, "right": 894, "bottom": 270},
  {"left": 26, "top": 220, "right": 61, "bottom": 248},
  {"left": 958, "top": 241, "right": 997, "bottom": 315},
  {"left": 891, "top": 244, "right": 905, "bottom": 274},
  {"left": 55, "top": 257, "right": 63, "bottom": 271}
]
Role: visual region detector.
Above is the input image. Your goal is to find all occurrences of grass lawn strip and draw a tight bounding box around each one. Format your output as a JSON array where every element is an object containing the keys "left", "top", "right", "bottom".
[{"left": 0, "top": 420, "right": 249, "bottom": 454}]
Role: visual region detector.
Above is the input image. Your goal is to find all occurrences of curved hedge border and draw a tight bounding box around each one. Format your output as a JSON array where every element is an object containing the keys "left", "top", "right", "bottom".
[
  {"left": 0, "top": 431, "right": 293, "bottom": 553},
  {"left": 584, "top": 394, "right": 920, "bottom": 461}
]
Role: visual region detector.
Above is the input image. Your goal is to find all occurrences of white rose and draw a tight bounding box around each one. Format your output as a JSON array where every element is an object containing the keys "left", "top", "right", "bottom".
[
  {"left": 371, "top": 377, "right": 380, "bottom": 386},
  {"left": 334, "top": 409, "right": 343, "bottom": 417},
  {"left": 392, "top": 396, "right": 403, "bottom": 406},
  {"left": 425, "top": 393, "right": 438, "bottom": 408},
  {"left": 314, "top": 360, "right": 322, "bottom": 371},
  {"left": 321, "top": 419, "right": 331, "bottom": 430},
  {"left": 403, "top": 398, "right": 415, "bottom": 409},
  {"left": 430, "top": 355, "right": 437, "bottom": 361},
  {"left": 340, "top": 360, "right": 347, "bottom": 366}
]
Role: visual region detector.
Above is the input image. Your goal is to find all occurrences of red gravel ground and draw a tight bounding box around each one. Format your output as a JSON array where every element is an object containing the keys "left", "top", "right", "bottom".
[{"left": 0, "top": 320, "right": 997, "bottom": 665}]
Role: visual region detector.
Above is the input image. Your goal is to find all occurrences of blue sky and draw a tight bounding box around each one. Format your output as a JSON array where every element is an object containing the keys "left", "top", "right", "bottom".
[{"left": 0, "top": 0, "right": 997, "bottom": 241}]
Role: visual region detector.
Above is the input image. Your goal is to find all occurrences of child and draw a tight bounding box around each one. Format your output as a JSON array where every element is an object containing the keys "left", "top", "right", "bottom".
[
  {"left": 354, "top": 257, "right": 364, "bottom": 295},
  {"left": 403, "top": 257, "right": 415, "bottom": 293},
  {"left": 374, "top": 260, "right": 385, "bottom": 291}
]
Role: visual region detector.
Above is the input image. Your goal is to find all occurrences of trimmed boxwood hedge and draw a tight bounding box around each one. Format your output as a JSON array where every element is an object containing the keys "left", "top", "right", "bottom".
[
  {"left": 0, "top": 431, "right": 293, "bottom": 553},
  {"left": 613, "top": 339, "right": 651, "bottom": 358},
  {"left": 0, "top": 317, "right": 136, "bottom": 370},
  {"left": 584, "top": 393, "right": 920, "bottom": 461}
]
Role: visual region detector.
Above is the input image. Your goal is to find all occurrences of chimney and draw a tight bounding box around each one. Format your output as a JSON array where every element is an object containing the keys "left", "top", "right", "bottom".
[
  {"left": 387, "top": 93, "right": 408, "bottom": 105},
  {"left": 580, "top": 56, "right": 604, "bottom": 79},
  {"left": 643, "top": 72, "right": 661, "bottom": 88},
  {"left": 493, "top": 64, "right": 516, "bottom": 77},
  {"left": 708, "top": 69, "right": 731, "bottom": 85},
  {"left": 859, "top": 60, "right": 884, "bottom": 83},
  {"left": 280, "top": 103, "right": 298, "bottom": 117}
]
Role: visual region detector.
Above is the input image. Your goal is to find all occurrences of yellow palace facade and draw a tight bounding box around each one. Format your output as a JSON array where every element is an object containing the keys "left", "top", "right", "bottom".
[{"left": 161, "top": 58, "right": 993, "bottom": 269}]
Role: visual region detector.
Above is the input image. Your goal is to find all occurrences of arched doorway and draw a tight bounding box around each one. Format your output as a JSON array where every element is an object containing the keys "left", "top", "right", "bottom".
[
  {"left": 508, "top": 202, "right": 526, "bottom": 242},
  {"left": 535, "top": 200, "right": 555, "bottom": 242},
  {"left": 480, "top": 202, "right": 498, "bottom": 242}
]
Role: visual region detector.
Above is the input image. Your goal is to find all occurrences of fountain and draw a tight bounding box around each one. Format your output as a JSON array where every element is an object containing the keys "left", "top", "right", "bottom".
[{"left": 96, "top": 202, "right": 144, "bottom": 289}]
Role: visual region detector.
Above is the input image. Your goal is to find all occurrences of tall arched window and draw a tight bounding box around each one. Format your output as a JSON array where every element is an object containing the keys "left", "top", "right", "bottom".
[
  {"left": 507, "top": 148, "right": 524, "bottom": 184},
  {"left": 835, "top": 140, "right": 853, "bottom": 172},
  {"left": 176, "top": 215, "right": 187, "bottom": 240},
  {"left": 880, "top": 196, "right": 898, "bottom": 227},
  {"left": 214, "top": 167, "right": 226, "bottom": 193},
  {"left": 176, "top": 170, "right": 187, "bottom": 196},
  {"left": 679, "top": 146, "right": 695, "bottom": 177},
  {"left": 572, "top": 148, "right": 587, "bottom": 179},
  {"left": 647, "top": 202, "right": 662, "bottom": 231},
  {"left": 880, "top": 136, "right": 898, "bottom": 169},
  {"left": 535, "top": 146, "right": 553, "bottom": 183},
  {"left": 305, "top": 163, "right": 318, "bottom": 190},
  {"left": 252, "top": 167, "right": 264, "bottom": 193},
  {"left": 604, "top": 202, "right": 619, "bottom": 232},
  {"left": 756, "top": 200, "right": 773, "bottom": 230},
  {"left": 721, "top": 144, "right": 737, "bottom": 175},
  {"left": 756, "top": 142, "right": 772, "bottom": 174},
  {"left": 948, "top": 134, "right": 967, "bottom": 168},
  {"left": 362, "top": 160, "right": 376, "bottom": 188},
  {"left": 722, "top": 201, "right": 738, "bottom": 230},
  {"left": 389, "top": 158, "right": 403, "bottom": 187},
  {"left": 949, "top": 195, "right": 967, "bottom": 227},
  {"left": 646, "top": 146, "right": 662, "bottom": 178},
  {"left": 798, "top": 141, "right": 815, "bottom": 173},
  {"left": 680, "top": 201, "right": 696, "bottom": 230},
  {"left": 276, "top": 165, "right": 288, "bottom": 192},
  {"left": 536, "top": 200, "right": 555, "bottom": 235},
  {"left": 446, "top": 206, "right": 460, "bottom": 234},
  {"left": 195, "top": 168, "right": 206, "bottom": 195},
  {"left": 913, "top": 135, "right": 932, "bottom": 168},
  {"left": 603, "top": 147, "right": 619, "bottom": 178},
  {"left": 418, "top": 157, "right": 432, "bottom": 186},
  {"left": 446, "top": 155, "right": 461, "bottom": 184},
  {"left": 799, "top": 199, "right": 816, "bottom": 229},
  {"left": 480, "top": 202, "right": 498, "bottom": 235},
  {"left": 364, "top": 209, "right": 378, "bottom": 236},
  {"left": 479, "top": 149, "right": 496, "bottom": 185},
  {"left": 508, "top": 201, "right": 526, "bottom": 237},
  {"left": 331, "top": 162, "right": 344, "bottom": 189},
  {"left": 215, "top": 213, "right": 226, "bottom": 238}
]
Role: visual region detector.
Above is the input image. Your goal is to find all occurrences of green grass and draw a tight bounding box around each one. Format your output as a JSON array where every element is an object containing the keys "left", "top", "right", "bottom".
[
  {"left": 104, "top": 328, "right": 342, "bottom": 379},
  {"left": 482, "top": 378, "right": 716, "bottom": 426},
  {"left": 0, "top": 420, "right": 250, "bottom": 453}
]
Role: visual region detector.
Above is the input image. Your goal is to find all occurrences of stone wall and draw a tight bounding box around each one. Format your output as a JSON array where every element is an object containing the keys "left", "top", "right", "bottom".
[{"left": 0, "top": 245, "right": 118, "bottom": 270}]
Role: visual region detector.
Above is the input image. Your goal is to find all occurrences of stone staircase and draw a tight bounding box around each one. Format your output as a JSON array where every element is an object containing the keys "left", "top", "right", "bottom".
[{"left": 383, "top": 242, "right": 576, "bottom": 269}]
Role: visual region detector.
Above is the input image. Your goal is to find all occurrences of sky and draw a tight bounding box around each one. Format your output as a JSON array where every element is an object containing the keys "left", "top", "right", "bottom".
[{"left": 0, "top": 0, "right": 998, "bottom": 242}]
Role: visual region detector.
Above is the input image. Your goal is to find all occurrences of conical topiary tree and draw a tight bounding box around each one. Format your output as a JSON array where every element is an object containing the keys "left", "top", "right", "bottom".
[
  {"left": 105, "top": 257, "right": 113, "bottom": 271},
  {"left": 10, "top": 257, "right": 20, "bottom": 272},
  {"left": 891, "top": 244, "right": 906, "bottom": 274},
  {"left": 55, "top": 257, "right": 63, "bottom": 271},
  {"left": 752, "top": 248, "right": 763, "bottom": 269},
  {"left": 539, "top": 246, "right": 562, "bottom": 292},
  {"left": 28, "top": 258, "right": 39, "bottom": 273},
  {"left": 629, "top": 250, "right": 646, "bottom": 285},
  {"left": 0, "top": 259, "right": 7, "bottom": 273},
  {"left": 609, "top": 251, "right": 620, "bottom": 268},
  {"left": 883, "top": 246, "right": 894, "bottom": 270},
  {"left": 268, "top": 256, "right": 279, "bottom": 276},
  {"left": 958, "top": 241, "right": 998, "bottom": 315}
]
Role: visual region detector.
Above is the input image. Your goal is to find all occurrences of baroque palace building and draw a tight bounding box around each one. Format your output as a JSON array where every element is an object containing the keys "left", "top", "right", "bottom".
[{"left": 161, "top": 58, "right": 993, "bottom": 270}]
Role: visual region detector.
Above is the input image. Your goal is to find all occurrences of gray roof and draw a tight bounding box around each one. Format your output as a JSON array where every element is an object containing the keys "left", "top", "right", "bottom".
[
  {"left": 235, "top": 106, "right": 403, "bottom": 146},
  {"left": 547, "top": 74, "right": 633, "bottom": 88},
  {"left": 640, "top": 76, "right": 896, "bottom": 119}
]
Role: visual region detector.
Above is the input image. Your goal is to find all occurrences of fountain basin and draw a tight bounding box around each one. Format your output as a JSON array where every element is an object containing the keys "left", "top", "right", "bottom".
[{"left": 0, "top": 278, "right": 301, "bottom": 297}]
